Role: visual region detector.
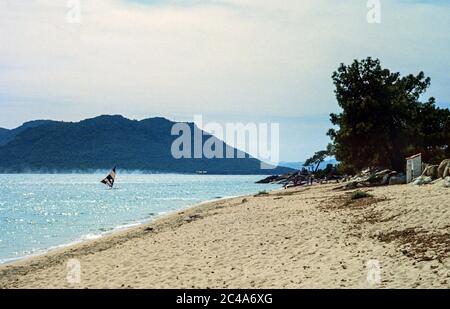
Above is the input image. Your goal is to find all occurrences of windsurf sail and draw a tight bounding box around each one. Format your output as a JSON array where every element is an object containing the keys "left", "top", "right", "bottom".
[{"left": 101, "top": 166, "right": 116, "bottom": 188}]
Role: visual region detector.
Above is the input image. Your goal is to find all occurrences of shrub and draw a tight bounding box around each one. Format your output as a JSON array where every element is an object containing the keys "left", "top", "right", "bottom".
[{"left": 351, "top": 190, "right": 372, "bottom": 200}]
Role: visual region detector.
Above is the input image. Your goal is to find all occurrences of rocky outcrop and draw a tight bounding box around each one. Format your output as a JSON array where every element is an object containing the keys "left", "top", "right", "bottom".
[
  {"left": 255, "top": 173, "right": 297, "bottom": 184},
  {"left": 255, "top": 175, "right": 283, "bottom": 184},
  {"left": 335, "top": 168, "right": 404, "bottom": 190},
  {"left": 389, "top": 175, "right": 406, "bottom": 185}
]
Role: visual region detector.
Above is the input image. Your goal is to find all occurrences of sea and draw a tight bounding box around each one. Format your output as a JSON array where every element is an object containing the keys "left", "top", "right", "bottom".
[{"left": 0, "top": 173, "right": 280, "bottom": 263}]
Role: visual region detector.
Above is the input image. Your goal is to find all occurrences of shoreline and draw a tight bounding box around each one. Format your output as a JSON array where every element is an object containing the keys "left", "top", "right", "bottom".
[
  {"left": 1, "top": 182, "right": 448, "bottom": 288},
  {"left": 0, "top": 191, "right": 265, "bottom": 287},
  {"left": 0, "top": 192, "right": 261, "bottom": 266}
]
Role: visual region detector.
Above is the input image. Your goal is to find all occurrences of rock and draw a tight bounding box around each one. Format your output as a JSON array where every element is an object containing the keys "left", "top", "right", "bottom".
[
  {"left": 381, "top": 174, "right": 390, "bottom": 185},
  {"left": 183, "top": 214, "right": 202, "bottom": 223},
  {"left": 344, "top": 181, "right": 359, "bottom": 190},
  {"left": 444, "top": 166, "right": 450, "bottom": 178},
  {"left": 444, "top": 177, "right": 450, "bottom": 188},
  {"left": 375, "top": 169, "right": 393, "bottom": 177},
  {"left": 389, "top": 174, "right": 406, "bottom": 185},
  {"left": 367, "top": 169, "right": 396, "bottom": 185},
  {"left": 256, "top": 173, "right": 298, "bottom": 184},
  {"left": 421, "top": 164, "right": 439, "bottom": 179},
  {"left": 255, "top": 175, "right": 280, "bottom": 184},
  {"left": 412, "top": 176, "right": 432, "bottom": 186},
  {"left": 438, "top": 159, "right": 450, "bottom": 178}
]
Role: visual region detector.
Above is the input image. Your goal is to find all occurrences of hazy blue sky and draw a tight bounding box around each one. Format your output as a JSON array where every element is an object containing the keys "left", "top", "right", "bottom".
[{"left": 0, "top": 0, "right": 449, "bottom": 161}]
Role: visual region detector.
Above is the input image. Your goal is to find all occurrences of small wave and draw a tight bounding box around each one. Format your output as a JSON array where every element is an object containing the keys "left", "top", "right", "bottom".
[
  {"left": 112, "top": 222, "right": 142, "bottom": 231},
  {"left": 0, "top": 185, "right": 278, "bottom": 265},
  {"left": 154, "top": 197, "right": 199, "bottom": 201},
  {"left": 198, "top": 195, "right": 238, "bottom": 205},
  {"left": 79, "top": 234, "right": 103, "bottom": 241},
  {"left": 0, "top": 232, "right": 104, "bottom": 265},
  {"left": 0, "top": 256, "right": 23, "bottom": 264}
]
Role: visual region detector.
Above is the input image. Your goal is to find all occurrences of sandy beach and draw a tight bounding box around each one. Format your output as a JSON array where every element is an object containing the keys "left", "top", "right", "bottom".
[{"left": 0, "top": 182, "right": 449, "bottom": 288}]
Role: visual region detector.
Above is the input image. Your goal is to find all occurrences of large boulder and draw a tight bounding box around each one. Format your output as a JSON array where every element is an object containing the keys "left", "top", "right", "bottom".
[
  {"left": 421, "top": 164, "right": 439, "bottom": 179},
  {"left": 444, "top": 166, "right": 450, "bottom": 178},
  {"left": 412, "top": 176, "right": 432, "bottom": 186},
  {"left": 438, "top": 159, "right": 450, "bottom": 178},
  {"left": 389, "top": 174, "right": 406, "bottom": 185}
]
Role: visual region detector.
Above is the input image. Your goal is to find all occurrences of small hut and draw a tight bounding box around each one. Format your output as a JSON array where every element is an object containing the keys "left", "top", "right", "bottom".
[{"left": 406, "top": 153, "right": 422, "bottom": 183}]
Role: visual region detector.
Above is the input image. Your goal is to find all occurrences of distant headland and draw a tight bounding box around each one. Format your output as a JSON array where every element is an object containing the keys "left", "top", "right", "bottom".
[{"left": 0, "top": 115, "right": 293, "bottom": 175}]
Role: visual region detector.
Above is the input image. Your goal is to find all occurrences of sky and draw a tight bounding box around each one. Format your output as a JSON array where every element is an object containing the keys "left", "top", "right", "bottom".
[{"left": 0, "top": 0, "right": 449, "bottom": 161}]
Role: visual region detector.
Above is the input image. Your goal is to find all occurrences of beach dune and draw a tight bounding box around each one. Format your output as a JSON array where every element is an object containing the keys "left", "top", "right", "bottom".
[{"left": 0, "top": 182, "right": 449, "bottom": 288}]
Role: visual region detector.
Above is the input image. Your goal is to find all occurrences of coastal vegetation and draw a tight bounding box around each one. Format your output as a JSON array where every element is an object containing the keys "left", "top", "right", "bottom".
[
  {"left": 350, "top": 190, "right": 372, "bottom": 200},
  {"left": 303, "top": 143, "right": 334, "bottom": 173},
  {"left": 327, "top": 57, "right": 450, "bottom": 174}
]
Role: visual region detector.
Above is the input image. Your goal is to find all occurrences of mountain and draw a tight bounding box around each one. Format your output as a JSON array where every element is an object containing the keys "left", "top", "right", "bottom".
[
  {"left": 0, "top": 115, "right": 294, "bottom": 174},
  {"left": 0, "top": 120, "right": 54, "bottom": 146}
]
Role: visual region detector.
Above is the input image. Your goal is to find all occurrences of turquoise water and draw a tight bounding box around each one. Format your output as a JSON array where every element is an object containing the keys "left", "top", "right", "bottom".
[{"left": 0, "top": 174, "right": 279, "bottom": 263}]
